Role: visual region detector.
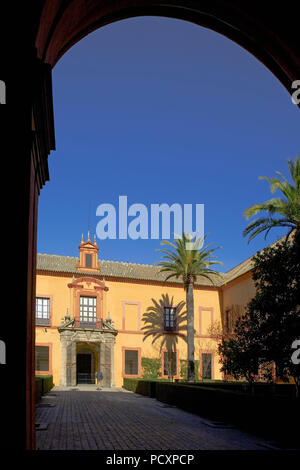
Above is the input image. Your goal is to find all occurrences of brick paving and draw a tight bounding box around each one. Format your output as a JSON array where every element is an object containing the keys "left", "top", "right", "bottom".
[{"left": 36, "top": 387, "right": 275, "bottom": 450}]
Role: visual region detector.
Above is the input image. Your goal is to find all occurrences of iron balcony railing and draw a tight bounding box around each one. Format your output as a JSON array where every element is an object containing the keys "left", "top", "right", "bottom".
[
  {"left": 76, "top": 319, "right": 103, "bottom": 329},
  {"left": 35, "top": 317, "right": 51, "bottom": 327}
]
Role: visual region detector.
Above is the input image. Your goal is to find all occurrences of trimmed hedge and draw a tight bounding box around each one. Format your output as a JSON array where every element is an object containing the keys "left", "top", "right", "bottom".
[
  {"left": 123, "top": 378, "right": 300, "bottom": 447},
  {"left": 179, "top": 380, "right": 297, "bottom": 398},
  {"left": 35, "top": 375, "right": 54, "bottom": 402}
]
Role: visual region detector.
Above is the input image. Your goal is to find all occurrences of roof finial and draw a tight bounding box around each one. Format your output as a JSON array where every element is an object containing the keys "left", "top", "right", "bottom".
[
  {"left": 94, "top": 234, "right": 97, "bottom": 245},
  {"left": 87, "top": 230, "right": 90, "bottom": 242},
  {"left": 81, "top": 233, "right": 84, "bottom": 244}
]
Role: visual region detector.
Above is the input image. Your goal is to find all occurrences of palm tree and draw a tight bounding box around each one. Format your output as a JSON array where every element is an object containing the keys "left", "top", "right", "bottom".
[
  {"left": 142, "top": 293, "right": 187, "bottom": 381},
  {"left": 157, "top": 233, "right": 223, "bottom": 382},
  {"left": 243, "top": 156, "right": 300, "bottom": 243}
]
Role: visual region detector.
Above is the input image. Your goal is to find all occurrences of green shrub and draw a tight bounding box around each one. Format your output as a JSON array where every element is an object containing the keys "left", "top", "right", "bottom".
[
  {"left": 35, "top": 377, "right": 43, "bottom": 403},
  {"left": 123, "top": 378, "right": 299, "bottom": 447},
  {"left": 180, "top": 359, "right": 199, "bottom": 381}
]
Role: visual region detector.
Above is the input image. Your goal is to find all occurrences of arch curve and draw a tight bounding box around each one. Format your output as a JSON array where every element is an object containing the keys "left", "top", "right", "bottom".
[{"left": 35, "top": 0, "right": 300, "bottom": 97}]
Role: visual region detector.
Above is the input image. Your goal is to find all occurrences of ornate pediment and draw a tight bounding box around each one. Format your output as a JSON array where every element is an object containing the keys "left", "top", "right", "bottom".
[{"left": 67, "top": 276, "right": 108, "bottom": 291}]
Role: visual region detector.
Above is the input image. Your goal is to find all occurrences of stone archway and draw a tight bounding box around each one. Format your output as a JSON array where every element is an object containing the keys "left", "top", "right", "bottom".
[
  {"left": 59, "top": 326, "right": 117, "bottom": 388},
  {"left": 34, "top": 1, "right": 300, "bottom": 94}
]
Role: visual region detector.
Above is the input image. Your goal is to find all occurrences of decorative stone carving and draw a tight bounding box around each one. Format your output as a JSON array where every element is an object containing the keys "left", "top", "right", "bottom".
[{"left": 58, "top": 322, "right": 117, "bottom": 387}]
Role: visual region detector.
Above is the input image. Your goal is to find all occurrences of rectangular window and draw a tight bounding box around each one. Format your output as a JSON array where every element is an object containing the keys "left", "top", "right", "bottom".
[
  {"left": 201, "top": 353, "right": 212, "bottom": 380},
  {"left": 164, "top": 307, "right": 176, "bottom": 331},
  {"left": 163, "top": 351, "right": 177, "bottom": 377},
  {"left": 124, "top": 349, "right": 139, "bottom": 375},
  {"left": 85, "top": 253, "right": 92, "bottom": 268},
  {"left": 35, "top": 346, "right": 49, "bottom": 372},
  {"left": 36, "top": 297, "right": 50, "bottom": 326},
  {"left": 80, "top": 296, "right": 97, "bottom": 326}
]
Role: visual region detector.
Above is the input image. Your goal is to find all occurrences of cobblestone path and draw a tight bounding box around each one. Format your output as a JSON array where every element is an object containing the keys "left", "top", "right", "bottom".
[{"left": 36, "top": 387, "right": 274, "bottom": 450}]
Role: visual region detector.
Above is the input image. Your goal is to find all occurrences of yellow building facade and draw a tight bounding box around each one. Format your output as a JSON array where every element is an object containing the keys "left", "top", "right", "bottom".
[{"left": 35, "top": 235, "right": 256, "bottom": 387}]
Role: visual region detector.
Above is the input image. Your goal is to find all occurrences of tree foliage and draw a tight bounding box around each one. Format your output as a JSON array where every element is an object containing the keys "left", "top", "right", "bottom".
[
  {"left": 156, "top": 233, "right": 223, "bottom": 382},
  {"left": 219, "top": 236, "right": 300, "bottom": 396},
  {"left": 243, "top": 156, "right": 300, "bottom": 242}
]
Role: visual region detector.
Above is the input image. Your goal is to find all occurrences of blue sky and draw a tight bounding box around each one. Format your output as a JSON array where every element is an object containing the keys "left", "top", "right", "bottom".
[{"left": 37, "top": 17, "right": 300, "bottom": 272}]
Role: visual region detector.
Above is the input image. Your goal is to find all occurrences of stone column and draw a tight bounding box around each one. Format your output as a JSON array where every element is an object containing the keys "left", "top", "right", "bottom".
[
  {"left": 69, "top": 341, "right": 77, "bottom": 386},
  {"left": 60, "top": 337, "right": 68, "bottom": 387},
  {"left": 97, "top": 343, "right": 101, "bottom": 385},
  {"left": 60, "top": 331, "right": 76, "bottom": 386},
  {"left": 100, "top": 341, "right": 111, "bottom": 387},
  {"left": 109, "top": 338, "right": 116, "bottom": 388}
]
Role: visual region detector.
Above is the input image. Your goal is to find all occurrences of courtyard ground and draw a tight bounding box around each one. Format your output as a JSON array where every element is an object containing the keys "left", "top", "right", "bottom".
[{"left": 35, "top": 385, "right": 280, "bottom": 450}]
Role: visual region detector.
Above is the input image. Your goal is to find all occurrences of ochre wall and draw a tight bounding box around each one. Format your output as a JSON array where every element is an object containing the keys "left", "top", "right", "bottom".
[
  {"left": 35, "top": 269, "right": 254, "bottom": 387},
  {"left": 222, "top": 272, "right": 256, "bottom": 309}
]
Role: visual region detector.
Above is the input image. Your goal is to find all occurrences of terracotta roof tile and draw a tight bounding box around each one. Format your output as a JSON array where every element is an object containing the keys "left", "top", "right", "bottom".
[
  {"left": 36, "top": 254, "right": 223, "bottom": 287},
  {"left": 36, "top": 234, "right": 289, "bottom": 287}
]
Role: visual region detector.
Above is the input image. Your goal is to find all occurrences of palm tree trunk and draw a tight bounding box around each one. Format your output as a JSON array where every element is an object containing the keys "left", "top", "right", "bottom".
[
  {"left": 186, "top": 280, "right": 195, "bottom": 382},
  {"left": 167, "top": 351, "right": 172, "bottom": 382}
]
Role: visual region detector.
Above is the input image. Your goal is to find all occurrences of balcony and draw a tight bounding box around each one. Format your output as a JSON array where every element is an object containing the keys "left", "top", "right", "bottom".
[
  {"left": 35, "top": 317, "right": 50, "bottom": 327},
  {"left": 75, "top": 318, "right": 102, "bottom": 329}
]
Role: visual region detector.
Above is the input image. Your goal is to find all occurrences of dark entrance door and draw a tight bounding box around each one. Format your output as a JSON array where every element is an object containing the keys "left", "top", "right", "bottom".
[{"left": 76, "top": 353, "right": 94, "bottom": 384}]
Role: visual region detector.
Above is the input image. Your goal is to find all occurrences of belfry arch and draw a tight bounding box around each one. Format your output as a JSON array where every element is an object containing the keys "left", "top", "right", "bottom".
[{"left": 1, "top": 0, "right": 300, "bottom": 451}]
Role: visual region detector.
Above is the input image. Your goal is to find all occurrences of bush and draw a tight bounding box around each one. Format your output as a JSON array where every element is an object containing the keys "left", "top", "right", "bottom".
[
  {"left": 35, "top": 377, "right": 43, "bottom": 403},
  {"left": 35, "top": 375, "right": 53, "bottom": 402},
  {"left": 141, "top": 357, "right": 162, "bottom": 380},
  {"left": 180, "top": 380, "right": 297, "bottom": 397},
  {"left": 123, "top": 378, "right": 157, "bottom": 397},
  {"left": 180, "top": 360, "right": 199, "bottom": 381}
]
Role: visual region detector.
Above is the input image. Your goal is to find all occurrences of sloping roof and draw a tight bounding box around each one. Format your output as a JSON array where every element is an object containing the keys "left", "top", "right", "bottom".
[
  {"left": 222, "top": 234, "right": 291, "bottom": 284},
  {"left": 223, "top": 257, "right": 254, "bottom": 284},
  {"left": 36, "top": 254, "right": 223, "bottom": 287}
]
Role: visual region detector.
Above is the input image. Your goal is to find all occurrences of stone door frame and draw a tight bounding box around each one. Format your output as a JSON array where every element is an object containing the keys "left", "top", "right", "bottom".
[{"left": 59, "top": 327, "right": 116, "bottom": 387}]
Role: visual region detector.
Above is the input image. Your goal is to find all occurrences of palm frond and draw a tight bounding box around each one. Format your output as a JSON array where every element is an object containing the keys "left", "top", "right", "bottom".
[{"left": 243, "top": 156, "right": 300, "bottom": 242}]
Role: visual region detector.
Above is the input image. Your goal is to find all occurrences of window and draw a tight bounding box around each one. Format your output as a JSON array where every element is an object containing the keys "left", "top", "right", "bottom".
[
  {"left": 36, "top": 297, "right": 50, "bottom": 326},
  {"left": 85, "top": 253, "right": 92, "bottom": 268},
  {"left": 201, "top": 353, "right": 212, "bottom": 379},
  {"left": 80, "top": 296, "right": 97, "bottom": 326},
  {"left": 124, "top": 349, "right": 139, "bottom": 375},
  {"left": 35, "top": 346, "right": 49, "bottom": 372},
  {"left": 163, "top": 351, "right": 177, "bottom": 377},
  {"left": 164, "top": 307, "right": 176, "bottom": 331}
]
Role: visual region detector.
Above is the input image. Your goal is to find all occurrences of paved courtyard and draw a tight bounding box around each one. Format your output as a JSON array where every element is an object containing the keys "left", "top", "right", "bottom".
[{"left": 36, "top": 386, "right": 276, "bottom": 450}]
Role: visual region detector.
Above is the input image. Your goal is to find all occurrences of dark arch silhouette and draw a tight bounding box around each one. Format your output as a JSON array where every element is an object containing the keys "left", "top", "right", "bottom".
[{"left": 35, "top": 0, "right": 300, "bottom": 95}]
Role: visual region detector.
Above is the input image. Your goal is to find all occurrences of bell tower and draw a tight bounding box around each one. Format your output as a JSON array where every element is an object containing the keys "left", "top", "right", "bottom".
[{"left": 77, "top": 232, "right": 100, "bottom": 272}]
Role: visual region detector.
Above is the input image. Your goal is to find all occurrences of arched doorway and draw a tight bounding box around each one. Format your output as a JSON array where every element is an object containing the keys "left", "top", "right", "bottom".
[
  {"left": 1, "top": 0, "right": 300, "bottom": 451},
  {"left": 76, "top": 346, "right": 97, "bottom": 384}
]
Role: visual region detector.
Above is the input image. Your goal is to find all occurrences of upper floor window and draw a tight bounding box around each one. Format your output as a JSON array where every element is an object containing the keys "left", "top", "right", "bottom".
[
  {"left": 80, "top": 296, "right": 97, "bottom": 326},
  {"left": 36, "top": 297, "right": 50, "bottom": 326},
  {"left": 164, "top": 307, "right": 176, "bottom": 331},
  {"left": 85, "top": 253, "right": 92, "bottom": 268}
]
